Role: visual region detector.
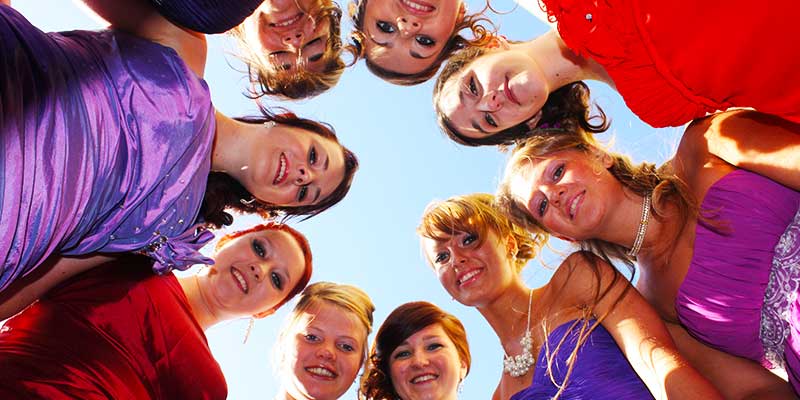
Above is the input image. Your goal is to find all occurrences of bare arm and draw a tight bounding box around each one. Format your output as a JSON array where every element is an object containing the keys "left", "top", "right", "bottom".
[
  {"left": 558, "top": 252, "right": 722, "bottom": 400},
  {"left": 75, "top": 0, "right": 207, "bottom": 76},
  {"left": 1, "top": 1, "right": 10, "bottom": 7},
  {"left": 685, "top": 110, "right": 800, "bottom": 191},
  {"left": 666, "top": 323, "right": 795, "bottom": 400},
  {"left": 0, "top": 254, "right": 114, "bottom": 321}
]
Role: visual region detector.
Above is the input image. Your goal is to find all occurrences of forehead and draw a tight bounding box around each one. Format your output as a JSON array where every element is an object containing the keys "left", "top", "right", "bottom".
[
  {"left": 294, "top": 303, "right": 367, "bottom": 339},
  {"left": 401, "top": 323, "right": 454, "bottom": 347},
  {"left": 437, "top": 75, "right": 484, "bottom": 139},
  {"left": 365, "top": 43, "right": 439, "bottom": 76}
]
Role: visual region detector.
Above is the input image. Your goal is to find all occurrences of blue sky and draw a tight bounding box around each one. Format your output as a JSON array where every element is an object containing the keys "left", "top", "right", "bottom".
[{"left": 19, "top": 1, "right": 684, "bottom": 398}]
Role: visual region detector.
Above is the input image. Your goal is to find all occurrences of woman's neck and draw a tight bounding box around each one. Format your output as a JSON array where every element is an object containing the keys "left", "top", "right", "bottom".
[
  {"left": 477, "top": 280, "right": 535, "bottom": 350},
  {"left": 177, "top": 272, "right": 219, "bottom": 330},
  {"left": 516, "top": 30, "right": 615, "bottom": 89},
  {"left": 595, "top": 188, "right": 669, "bottom": 258},
  {"left": 211, "top": 112, "right": 251, "bottom": 182}
]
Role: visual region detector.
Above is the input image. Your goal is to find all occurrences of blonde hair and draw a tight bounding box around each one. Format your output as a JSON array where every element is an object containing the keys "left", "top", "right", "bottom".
[
  {"left": 274, "top": 281, "right": 376, "bottom": 371},
  {"left": 417, "top": 193, "right": 547, "bottom": 272},
  {"left": 497, "top": 130, "right": 697, "bottom": 267}
]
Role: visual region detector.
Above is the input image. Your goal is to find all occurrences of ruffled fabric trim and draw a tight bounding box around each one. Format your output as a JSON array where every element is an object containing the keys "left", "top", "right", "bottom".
[
  {"left": 761, "top": 206, "right": 800, "bottom": 369},
  {"left": 138, "top": 224, "right": 215, "bottom": 274},
  {"left": 538, "top": 0, "right": 725, "bottom": 127}
]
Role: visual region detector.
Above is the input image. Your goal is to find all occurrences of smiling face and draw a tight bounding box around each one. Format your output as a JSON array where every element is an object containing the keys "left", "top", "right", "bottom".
[
  {"left": 281, "top": 302, "right": 368, "bottom": 400},
  {"left": 436, "top": 46, "right": 547, "bottom": 139},
  {"left": 389, "top": 323, "right": 467, "bottom": 400},
  {"left": 204, "top": 230, "right": 306, "bottom": 317},
  {"left": 241, "top": 123, "right": 346, "bottom": 208},
  {"left": 421, "top": 228, "right": 515, "bottom": 307},
  {"left": 243, "top": 0, "right": 332, "bottom": 73},
  {"left": 505, "top": 149, "right": 618, "bottom": 241},
  {"left": 362, "top": 0, "right": 465, "bottom": 75}
]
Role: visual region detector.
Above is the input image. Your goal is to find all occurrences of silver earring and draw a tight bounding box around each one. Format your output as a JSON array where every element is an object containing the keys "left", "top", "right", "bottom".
[
  {"left": 242, "top": 317, "right": 255, "bottom": 344},
  {"left": 263, "top": 120, "right": 276, "bottom": 129},
  {"left": 240, "top": 197, "right": 256, "bottom": 206},
  {"left": 458, "top": 379, "right": 464, "bottom": 395}
]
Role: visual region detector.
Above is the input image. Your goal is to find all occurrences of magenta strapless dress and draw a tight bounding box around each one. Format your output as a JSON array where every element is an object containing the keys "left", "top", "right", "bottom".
[
  {"left": 676, "top": 169, "right": 800, "bottom": 391},
  {"left": 511, "top": 319, "right": 653, "bottom": 399},
  {"left": 0, "top": 5, "right": 215, "bottom": 292}
]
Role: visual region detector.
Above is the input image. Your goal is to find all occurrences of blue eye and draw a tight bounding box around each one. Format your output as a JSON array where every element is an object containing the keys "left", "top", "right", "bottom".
[
  {"left": 426, "top": 343, "right": 443, "bottom": 351},
  {"left": 271, "top": 272, "right": 283, "bottom": 290},
  {"left": 415, "top": 35, "right": 435, "bottom": 46},
  {"left": 394, "top": 350, "right": 411, "bottom": 359},
  {"left": 304, "top": 334, "right": 319, "bottom": 342},
  {"left": 376, "top": 21, "right": 395, "bottom": 33},
  {"left": 434, "top": 251, "right": 450, "bottom": 264},
  {"left": 308, "top": 147, "right": 317, "bottom": 165},
  {"left": 553, "top": 165, "right": 564, "bottom": 181},
  {"left": 463, "top": 233, "right": 478, "bottom": 246},
  {"left": 485, "top": 113, "right": 497, "bottom": 128},
  {"left": 297, "top": 185, "right": 308, "bottom": 202},
  {"left": 538, "top": 198, "right": 549, "bottom": 217},
  {"left": 252, "top": 241, "right": 266, "bottom": 257},
  {"left": 339, "top": 343, "right": 355, "bottom": 352}
]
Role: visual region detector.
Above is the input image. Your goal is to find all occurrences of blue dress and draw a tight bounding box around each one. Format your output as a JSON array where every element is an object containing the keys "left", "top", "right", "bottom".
[
  {"left": 511, "top": 319, "right": 653, "bottom": 399},
  {"left": 0, "top": 5, "right": 215, "bottom": 292}
]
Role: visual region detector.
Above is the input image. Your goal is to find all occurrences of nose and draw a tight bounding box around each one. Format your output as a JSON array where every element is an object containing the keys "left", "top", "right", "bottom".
[
  {"left": 282, "top": 31, "right": 304, "bottom": 49},
  {"left": 396, "top": 16, "right": 421, "bottom": 38},
  {"left": 294, "top": 165, "right": 313, "bottom": 185},
  {"left": 316, "top": 343, "right": 336, "bottom": 360},
  {"left": 248, "top": 264, "right": 265, "bottom": 282},
  {"left": 410, "top": 351, "right": 430, "bottom": 368},
  {"left": 479, "top": 90, "right": 503, "bottom": 112},
  {"left": 542, "top": 184, "right": 566, "bottom": 207}
]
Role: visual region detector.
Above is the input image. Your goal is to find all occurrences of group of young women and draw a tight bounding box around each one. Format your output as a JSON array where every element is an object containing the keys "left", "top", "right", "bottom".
[{"left": 0, "top": 0, "right": 798, "bottom": 398}]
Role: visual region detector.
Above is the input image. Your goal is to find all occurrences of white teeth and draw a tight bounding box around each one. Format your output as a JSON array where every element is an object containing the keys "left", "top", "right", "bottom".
[
  {"left": 273, "top": 13, "right": 302, "bottom": 27},
  {"left": 458, "top": 270, "right": 480, "bottom": 285},
  {"left": 401, "top": 0, "right": 434, "bottom": 11},
  {"left": 275, "top": 155, "right": 287, "bottom": 184},
  {"left": 570, "top": 194, "right": 579, "bottom": 218},
  {"left": 307, "top": 367, "right": 335, "bottom": 377},
  {"left": 232, "top": 269, "right": 248, "bottom": 293},
  {"left": 412, "top": 374, "right": 437, "bottom": 384}
]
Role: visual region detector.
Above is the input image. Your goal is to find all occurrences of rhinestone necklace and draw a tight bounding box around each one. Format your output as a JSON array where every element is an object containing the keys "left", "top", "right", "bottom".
[
  {"left": 626, "top": 193, "right": 652, "bottom": 258},
  {"left": 502, "top": 288, "right": 535, "bottom": 377}
]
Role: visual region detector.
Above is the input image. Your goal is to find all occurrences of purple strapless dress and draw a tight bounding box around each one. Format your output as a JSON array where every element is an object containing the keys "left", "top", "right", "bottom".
[
  {"left": 676, "top": 169, "right": 800, "bottom": 391},
  {"left": 0, "top": 5, "right": 215, "bottom": 292},
  {"left": 511, "top": 319, "right": 653, "bottom": 400}
]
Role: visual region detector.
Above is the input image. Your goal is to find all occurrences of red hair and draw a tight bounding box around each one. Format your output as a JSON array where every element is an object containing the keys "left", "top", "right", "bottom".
[{"left": 216, "top": 223, "right": 313, "bottom": 318}]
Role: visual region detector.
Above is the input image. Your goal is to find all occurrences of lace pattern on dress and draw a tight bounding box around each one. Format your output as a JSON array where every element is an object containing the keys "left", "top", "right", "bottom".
[{"left": 760, "top": 206, "right": 800, "bottom": 369}]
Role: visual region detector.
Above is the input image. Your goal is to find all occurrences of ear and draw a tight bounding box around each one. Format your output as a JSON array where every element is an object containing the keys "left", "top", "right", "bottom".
[
  {"left": 588, "top": 145, "right": 614, "bottom": 168},
  {"left": 460, "top": 359, "right": 468, "bottom": 381},
  {"left": 525, "top": 110, "right": 544, "bottom": 130}
]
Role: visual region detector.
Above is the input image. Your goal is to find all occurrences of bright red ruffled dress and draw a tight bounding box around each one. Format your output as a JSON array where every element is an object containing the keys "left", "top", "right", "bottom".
[
  {"left": 0, "top": 256, "right": 227, "bottom": 400},
  {"left": 539, "top": 0, "right": 800, "bottom": 127}
]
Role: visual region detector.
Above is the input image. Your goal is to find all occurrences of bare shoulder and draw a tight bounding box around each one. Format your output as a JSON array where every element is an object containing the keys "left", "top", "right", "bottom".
[{"left": 549, "top": 251, "right": 626, "bottom": 307}]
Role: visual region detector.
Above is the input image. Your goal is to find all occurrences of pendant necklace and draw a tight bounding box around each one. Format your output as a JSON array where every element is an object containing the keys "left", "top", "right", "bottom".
[{"left": 502, "top": 288, "right": 535, "bottom": 377}]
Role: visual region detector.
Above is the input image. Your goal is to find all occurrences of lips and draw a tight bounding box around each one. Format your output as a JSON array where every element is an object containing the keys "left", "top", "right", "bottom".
[
  {"left": 399, "top": 0, "right": 436, "bottom": 15},
  {"left": 504, "top": 76, "right": 521, "bottom": 105},
  {"left": 568, "top": 191, "right": 584, "bottom": 220},
  {"left": 410, "top": 373, "right": 438, "bottom": 384},
  {"left": 305, "top": 365, "right": 338, "bottom": 380},
  {"left": 268, "top": 12, "right": 304, "bottom": 29},
  {"left": 273, "top": 153, "right": 288, "bottom": 185},
  {"left": 456, "top": 268, "right": 483, "bottom": 287},
  {"left": 231, "top": 267, "right": 249, "bottom": 294}
]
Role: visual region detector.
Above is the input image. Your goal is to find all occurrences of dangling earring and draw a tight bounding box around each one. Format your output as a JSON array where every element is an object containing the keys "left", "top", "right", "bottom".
[
  {"left": 263, "top": 120, "right": 276, "bottom": 129},
  {"left": 242, "top": 317, "right": 255, "bottom": 344},
  {"left": 240, "top": 197, "right": 257, "bottom": 206},
  {"left": 458, "top": 379, "right": 464, "bottom": 395}
]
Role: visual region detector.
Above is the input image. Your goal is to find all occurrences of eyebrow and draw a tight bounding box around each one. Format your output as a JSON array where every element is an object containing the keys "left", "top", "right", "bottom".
[
  {"left": 312, "top": 186, "right": 322, "bottom": 203},
  {"left": 368, "top": 33, "right": 391, "bottom": 48},
  {"left": 410, "top": 50, "right": 434, "bottom": 60},
  {"left": 456, "top": 84, "right": 489, "bottom": 135}
]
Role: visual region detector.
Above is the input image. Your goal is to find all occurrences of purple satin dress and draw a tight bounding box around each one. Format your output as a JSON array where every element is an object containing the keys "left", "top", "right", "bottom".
[
  {"left": 0, "top": 5, "right": 215, "bottom": 292},
  {"left": 511, "top": 320, "right": 653, "bottom": 399},
  {"left": 676, "top": 169, "right": 800, "bottom": 391}
]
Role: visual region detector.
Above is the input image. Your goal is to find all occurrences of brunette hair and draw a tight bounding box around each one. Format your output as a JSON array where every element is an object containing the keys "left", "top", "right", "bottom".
[
  {"left": 347, "top": 0, "right": 492, "bottom": 85},
  {"left": 215, "top": 223, "right": 314, "bottom": 318},
  {"left": 417, "top": 193, "right": 546, "bottom": 273},
  {"left": 360, "top": 301, "right": 471, "bottom": 400},
  {"left": 199, "top": 107, "right": 359, "bottom": 228},
  {"left": 433, "top": 45, "right": 608, "bottom": 146},
  {"left": 496, "top": 129, "right": 697, "bottom": 267},
  {"left": 229, "top": 1, "right": 346, "bottom": 100}
]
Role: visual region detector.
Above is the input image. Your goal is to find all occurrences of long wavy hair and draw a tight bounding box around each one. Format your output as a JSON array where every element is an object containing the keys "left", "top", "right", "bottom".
[
  {"left": 229, "top": 0, "right": 346, "bottom": 100},
  {"left": 433, "top": 45, "right": 608, "bottom": 146},
  {"left": 359, "top": 301, "right": 471, "bottom": 400},
  {"left": 347, "top": 0, "right": 493, "bottom": 85},
  {"left": 496, "top": 129, "right": 697, "bottom": 267},
  {"left": 200, "top": 106, "right": 359, "bottom": 228}
]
